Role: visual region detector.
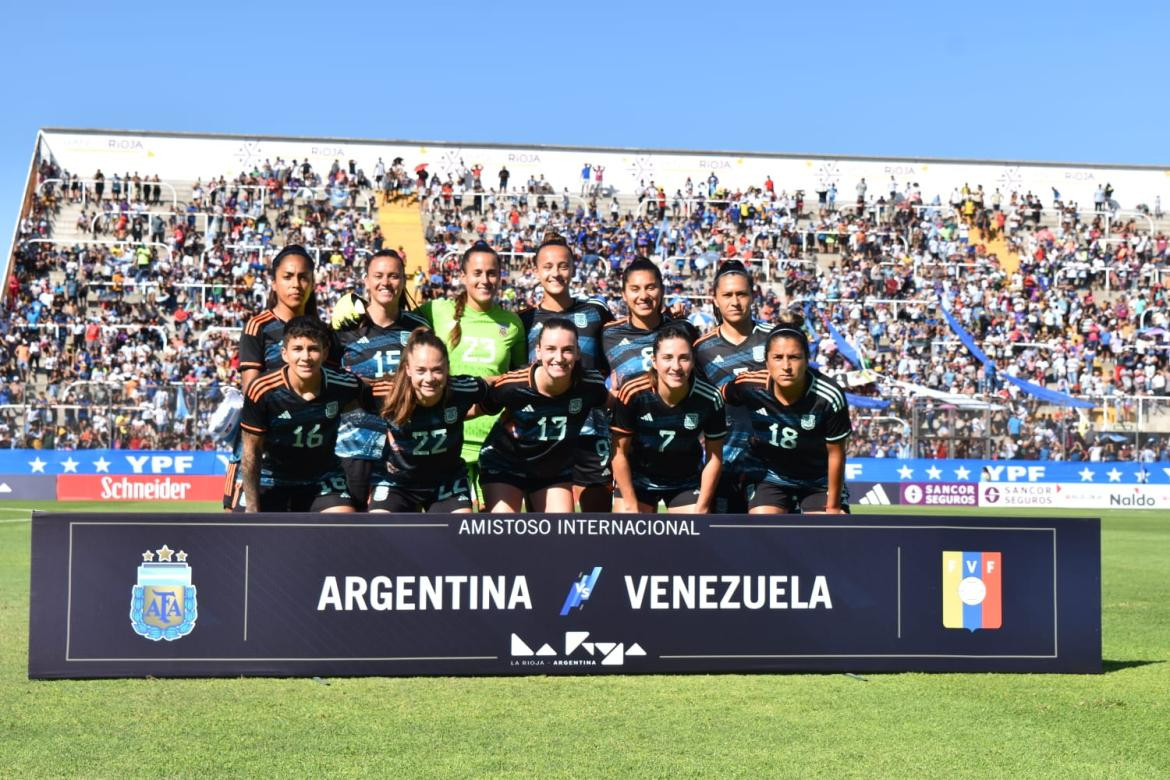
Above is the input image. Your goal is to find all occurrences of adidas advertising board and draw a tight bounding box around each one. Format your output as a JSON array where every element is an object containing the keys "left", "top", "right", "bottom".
[{"left": 28, "top": 513, "right": 1101, "bottom": 678}]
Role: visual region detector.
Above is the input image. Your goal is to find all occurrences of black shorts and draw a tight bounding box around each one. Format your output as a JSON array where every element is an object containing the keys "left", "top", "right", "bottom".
[
  {"left": 257, "top": 472, "right": 354, "bottom": 512},
  {"left": 745, "top": 482, "right": 850, "bottom": 514},
  {"left": 712, "top": 472, "right": 749, "bottom": 514},
  {"left": 480, "top": 467, "right": 572, "bottom": 496},
  {"left": 573, "top": 435, "right": 613, "bottom": 487},
  {"left": 368, "top": 473, "right": 472, "bottom": 513},
  {"left": 340, "top": 457, "right": 376, "bottom": 512},
  {"left": 616, "top": 484, "right": 700, "bottom": 509}
]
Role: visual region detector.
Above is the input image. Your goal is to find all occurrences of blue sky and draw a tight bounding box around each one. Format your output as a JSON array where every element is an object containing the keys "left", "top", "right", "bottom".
[{"left": 3, "top": 0, "right": 1167, "bottom": 245}]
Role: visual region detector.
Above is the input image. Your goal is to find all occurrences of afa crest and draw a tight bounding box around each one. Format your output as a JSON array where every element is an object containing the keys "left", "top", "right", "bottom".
[
  {"left": 684, "top": 412, "right": 700, "bottom": 430},
  {"left": 800, "top": 414, "right": 816, "bottom": 430},
  {"left": 444, "top": 406, "right": 458, "bottom": 424},
  {"left": 325, "top": 401, "right": 339, "bottom": 419},
  {"left": 573, "top": 312, "right": 588, "bottom": 329},
  {"left": 568, "top": 398, "right": 583, "bottom": 414},
  {"left": 130, "top": 545, "right": 197, "bottom": 641},
  {"left": 752, "top": 345, "right": 765, "bottom": 363}
]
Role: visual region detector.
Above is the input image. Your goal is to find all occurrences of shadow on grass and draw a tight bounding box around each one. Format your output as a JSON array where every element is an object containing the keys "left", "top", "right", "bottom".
[{"left": 1102, "top": 659, "right": 1164, "bottom": 673}]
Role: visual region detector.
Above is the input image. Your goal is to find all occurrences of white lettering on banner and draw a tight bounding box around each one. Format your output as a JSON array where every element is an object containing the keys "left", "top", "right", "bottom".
[
  {"left": 981, "top": 465, "right": 1046, "bottom": 482},
  {"left": 845, "top": 463, "right": 863, "bottom": 480},
  {"left": 506, "top": 153, "right": 542, "bottom": 163},
  {"left": 316, "top": 575, "right": 533, "bottom": 611},
  {"left": 699, "top": 159, "right": 731, "bottom": 169},
  {"left": 457, "top": 517, "right": 701, "bottom": 536},
  {"left": 99, "top": 477, "right": 191, "bottom": 501},
  {"left": 979, "top": 482, "right": 1170, "bottom": 509},
  {"left": 624, "top": 575, "right": 832, "bottom": 610},
  {"left": 124, "top": 454, "right": 196, "bottom": 474}
]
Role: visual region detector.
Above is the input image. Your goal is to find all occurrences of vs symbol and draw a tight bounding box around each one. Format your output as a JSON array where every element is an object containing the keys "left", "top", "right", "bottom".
[{"left": 560, "top": 567, "right": 602, "bottom": 616}]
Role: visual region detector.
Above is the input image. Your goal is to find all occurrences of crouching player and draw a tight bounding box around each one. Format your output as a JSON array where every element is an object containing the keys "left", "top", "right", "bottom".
[
  {"left": 722, "top": 317, "right": 852, "bottom": 514},
  {"left": 478, "top": 318, "right": 609, "bottom": 512},
  {"left": 240, "top": 317, "right": 369, "bottom": 512},
  {"left": 610, "top": 323, "right": 726, "bottom": 513},
  {"left": 369, "top": 329, "right": 487, "bottom": 513}
]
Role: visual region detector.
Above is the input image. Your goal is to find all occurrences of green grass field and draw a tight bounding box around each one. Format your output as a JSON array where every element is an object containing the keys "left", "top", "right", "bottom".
[{"left": 1, "top": 500, "right": 1167, "bottom": 778}]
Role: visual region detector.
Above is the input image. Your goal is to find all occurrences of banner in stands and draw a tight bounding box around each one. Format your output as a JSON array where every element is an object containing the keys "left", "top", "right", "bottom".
[
  {"left": 29, "top": 513, "right": 1101, "bottom": 678},
  {"left": 0, "top": 450, "right": 227, "bottom": 476}
]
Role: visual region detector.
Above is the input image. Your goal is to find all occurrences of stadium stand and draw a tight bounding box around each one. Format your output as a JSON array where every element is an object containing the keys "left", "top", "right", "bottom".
[{"left": 5, "top": 131, "right": 1169, "bottom": 461}]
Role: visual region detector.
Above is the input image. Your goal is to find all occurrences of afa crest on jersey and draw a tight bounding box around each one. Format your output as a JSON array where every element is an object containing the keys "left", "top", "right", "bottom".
[
  {"left": 752, "top": 345, "right": 765, "bottom": 362},
  {"left": 498, "top": 325, "right": 509, "bottom": 337},
  {"left": 569, "top": 398, "right": 583, "bottom": 414},
  {"left": 444, "top": 406, "right": 458, "bottom": 423},
  {"left": 130, "top": 546, "right": 197, "bottom": 642},
  {"left": 326, "top": 401, "right": 339, "bottom": 419},
  {"left": 684, "top": 413, "right": 700, "bottom": 430},
  {"left": 573, "top": 312, "right": 588, "bottom": 329},
  {"left": 800, "top": 414, "right": 816, "bottom": 430},
  {"left": 400, "top": 331, "right": 411, "bottom": 345}
]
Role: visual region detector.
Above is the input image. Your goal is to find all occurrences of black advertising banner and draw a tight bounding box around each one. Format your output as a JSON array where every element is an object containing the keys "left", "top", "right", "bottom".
[{"left": 28, "top": 513, "right": 1101, "bottom": 678}]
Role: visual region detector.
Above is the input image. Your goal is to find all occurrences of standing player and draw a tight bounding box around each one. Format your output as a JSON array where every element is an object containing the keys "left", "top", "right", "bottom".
[
  {"left": 611, "top": 323, "right": 726, "bottom": 513},
  {"left": 224, "top": 245, "right": 322, "bottom": 511},
  {"left": 478, "top": 319, "right": 609, "bottom": 512},
  {"left": 333, "top": 249, "right": 430, "bottom": 510},
  {"left": 369, "top": 329, "right": 488, "bottom": 513},
  {"left": 602, "top": 257, "right": 697, "bottom": 391},
  {"left": 240, "top": 317, "right": 368, "bottom": 512},
  {"left": 694, "top": 260, "right": 773, "bottom": 513},
  {"left": 417, "top": 241, "right": 526, "bottom": 500},
  {"left": 518, "top": 232, "right": 615, "bottom": 511},
  {"left": 722, "top": 316, "right": 852, "bottom": 514}
]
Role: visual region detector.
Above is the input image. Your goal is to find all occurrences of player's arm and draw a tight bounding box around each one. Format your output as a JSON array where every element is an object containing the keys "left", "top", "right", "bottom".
[
  {"left": 695, "top": 437, "right": 723, "bottom": 514},
  {"left": 610, "top": 432, "right": 638, "bottom": 514},
  {"left": 238, "top": 324, "right": 265, "bottom": 395},
  {"left": 823, "top": 440, "right": 846, "bottom": 514},
  {"left": 241, "top": 430, "right": 263, "bottom": 513}
]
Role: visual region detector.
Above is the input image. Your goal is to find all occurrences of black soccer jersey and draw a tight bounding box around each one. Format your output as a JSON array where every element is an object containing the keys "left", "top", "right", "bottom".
[
  {"left": 238, "top": 310, "right": 288, "bottom": 373},
  {"left": 611, "top": 372, "right": 728, "bottom": 491},
  {"left": 478, "top": 365, "right": 609, "bottom": 481},
  {"left": 695, "top": 321, "right": 771, "bottom": 474},
  {"left": 601, "top": 315, "right": 698, "bottom": 390},
  {"left": 520, "top": 298, "right": 614, "bottom": 438},
  {"left": 376, "top": 375, "right": 488, "bottom": 484},
  {"left": 519, "top": 297, "right": 613, "bottom": 372},
  {"left": 335, "top": 310, "right": 431, "bottom": 460},
  {"left": 241, "top": 366, "right": 366, "bottom": 484},
  {"left": 722, "top": 367, "right": 852, "bottom": 487}
]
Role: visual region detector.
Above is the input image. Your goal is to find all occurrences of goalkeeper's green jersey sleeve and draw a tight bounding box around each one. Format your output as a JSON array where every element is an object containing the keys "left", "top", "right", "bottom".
[{"left": 418, "top": 298, "right": 526, "bottom": 462}]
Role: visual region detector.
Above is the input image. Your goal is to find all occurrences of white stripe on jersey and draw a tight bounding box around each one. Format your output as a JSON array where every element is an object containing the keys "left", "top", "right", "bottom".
[
  {"left": 813, "top": 375, "right": 846, "bottom": 406},
  {"left": 324, "top": 368, "right": 361, "bottom": 387},
  {"left": 813, "top": 387, "right": 843, "bottom": 413}
]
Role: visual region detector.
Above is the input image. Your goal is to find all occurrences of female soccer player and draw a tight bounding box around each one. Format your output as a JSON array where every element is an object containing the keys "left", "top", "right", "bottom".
[
  {"left": 694, "top": 260, "right": 773, "bottom": 513},
  {"left": 334, "top": 249, "right": 430, "bottom": 510},
  {"left": 224, "top": 245, "right": 323, "bottom": 511},
  {"left": 611, "top": 323, "right": 727, "bottom": 513},
  {"left": 722, "top": 314, "right": 852, "bottom": 514},
  {"left": 369, "top": 329, "right": 488, "bottom": 513},
  {"left": 602, "top": 257, "right": 696, "bottom": 390},
  {"left": 240, "top": 317, "right": 367, "bottom": 513},
  {"left": 477, "top": 318, "right": 609, "bottom": 512},
  {"left": 518, "top": 232, "right": 614, "bottom": 511},
  {"left": 417, "top": 241, "right": 526, "bottom": 498}
]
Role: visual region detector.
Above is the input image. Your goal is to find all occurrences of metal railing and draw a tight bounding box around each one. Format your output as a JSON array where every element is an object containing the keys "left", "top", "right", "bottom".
[{"left": 36, "top": 177, "right": 178, "bottom": 210}]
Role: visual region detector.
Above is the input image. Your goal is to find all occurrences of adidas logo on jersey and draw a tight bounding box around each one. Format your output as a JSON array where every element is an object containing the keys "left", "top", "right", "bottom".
[
  {"left": 755, "top": 407, "right": 770, "bottom": 416},
  {"left": 619, "top": 338, "right": 631, "bottom": 346},
  {"left": 640, "top": 413, "right": 653, "bottom": 421},
  {"left": 713, "top": 355, "right": 724, "bottom": 363},
  {"left": 521, "top": 404, "right": 535, "bottom": 413},
  {"left": 278, "top": 410, "right": 292, "bottom": 420},
  {"left": 857, "top": 484, "right": 891, "bottom": 505}
]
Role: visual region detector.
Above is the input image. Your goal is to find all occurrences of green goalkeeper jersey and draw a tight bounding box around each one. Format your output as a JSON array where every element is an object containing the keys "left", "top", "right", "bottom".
[{"left": 417, "top": 298, "right": 526, "bottom": 463}]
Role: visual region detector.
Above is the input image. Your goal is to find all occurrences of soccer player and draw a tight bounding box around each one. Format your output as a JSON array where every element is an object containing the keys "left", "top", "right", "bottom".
[
  {"left": 224, "top": 245, "right": 323, "bottom": 511},
  {"left": 518, "top": 232, "right": 615, "bottom": 511},
  {"left": 369, "top": 329, "right": 487, "bottom": 513},
  {"left": 478, "top": 318, "right": 609, "bottom": 512},
  {"left": 694, "top": 260, "right": 773, "bottom": 513},
  {"left": 416, "top": 241, "right": 526, "bottom": 500},
  {"left": 333, "top": 249, "right": 430, "bottom": 510},
  {"left": 611, "top": 323, "right": 727, "bottom": 513},
  {"left": 602, "top": 257, "right": 697, "bottom": 390},
  {"left": 722, "top": 315, "right": 852, "bottom": 514},
  {"left": 240, "top": 316, "right": 368, "bottom": 513}
]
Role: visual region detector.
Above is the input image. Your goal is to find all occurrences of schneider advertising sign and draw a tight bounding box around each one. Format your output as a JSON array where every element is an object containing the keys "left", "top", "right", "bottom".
[{"left": 28, "top": 513, "right": 1101, "bottom": 678}]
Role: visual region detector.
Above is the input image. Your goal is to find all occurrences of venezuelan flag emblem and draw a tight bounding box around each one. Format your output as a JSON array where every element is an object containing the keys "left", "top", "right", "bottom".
[{"left": 942, "top": 551, "right": 1002, "bottom": 631}]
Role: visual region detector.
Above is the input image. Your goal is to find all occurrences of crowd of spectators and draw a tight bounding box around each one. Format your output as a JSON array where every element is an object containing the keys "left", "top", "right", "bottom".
[{"left": 5, "top": 154, "right": 1170, "bottom": 459}]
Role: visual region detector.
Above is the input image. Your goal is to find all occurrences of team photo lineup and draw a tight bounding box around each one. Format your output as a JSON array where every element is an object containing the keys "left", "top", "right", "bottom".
[{"left": 227, "top": 238, "right": 850, "bottom": 515}]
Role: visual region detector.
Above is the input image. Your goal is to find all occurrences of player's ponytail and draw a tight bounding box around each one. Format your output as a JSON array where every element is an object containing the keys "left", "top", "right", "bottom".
[
  {"left": 382, "top": 328, "right": 450, "bottom": 427},
  {"left": 767, "top": 310, "right": 810, "bottom": 358},
  {"left": 534, "top": 231, "right": 576, "bottom": 265},
  {"left": 450, "top": 240, "right": 500, "bottom": 348}
]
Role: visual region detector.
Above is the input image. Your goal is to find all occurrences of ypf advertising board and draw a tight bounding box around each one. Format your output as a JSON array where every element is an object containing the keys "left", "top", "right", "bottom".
[{"left": 28, "top": 513, "right": 1101, "bottom": 678}]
